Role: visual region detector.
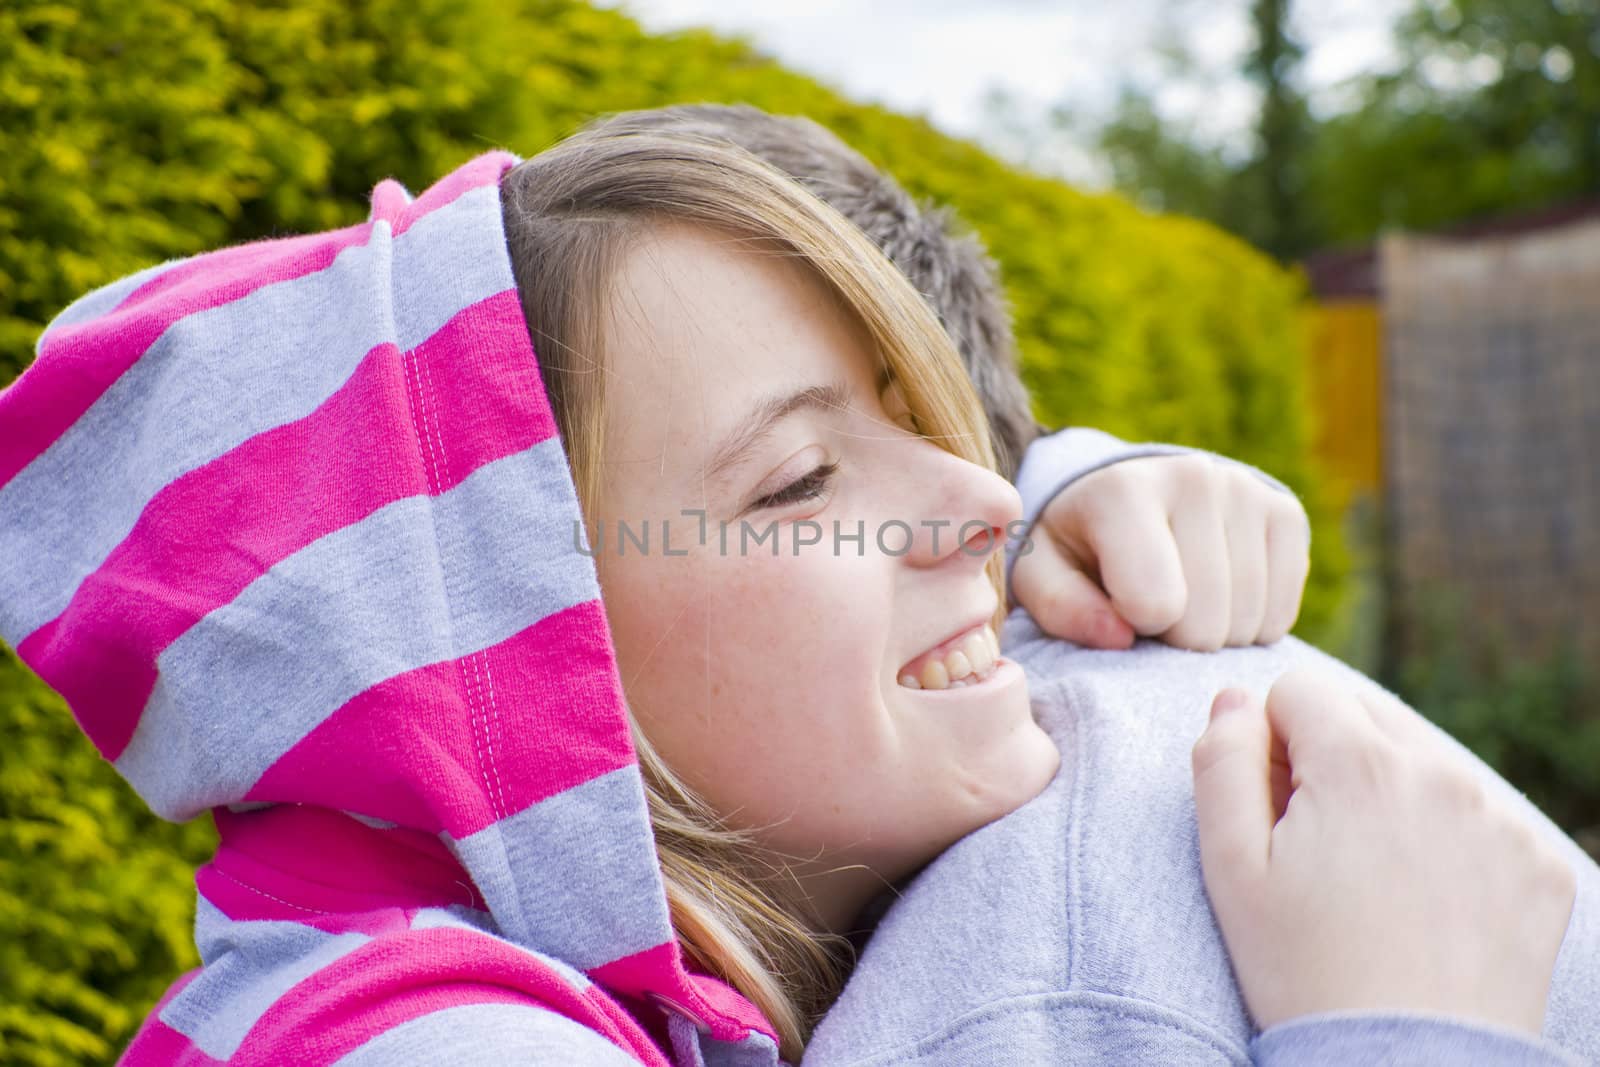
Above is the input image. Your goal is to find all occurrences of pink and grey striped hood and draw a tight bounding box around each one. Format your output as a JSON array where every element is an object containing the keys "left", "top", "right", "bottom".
[{"left": 0, "top": 152, "right": 780, "bottom": 1065}]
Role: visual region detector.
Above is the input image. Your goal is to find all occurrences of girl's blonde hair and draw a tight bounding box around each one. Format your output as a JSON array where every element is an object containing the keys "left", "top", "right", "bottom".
[{"left": 500, "top": 123, "right": 1003, "bottom": 1061}]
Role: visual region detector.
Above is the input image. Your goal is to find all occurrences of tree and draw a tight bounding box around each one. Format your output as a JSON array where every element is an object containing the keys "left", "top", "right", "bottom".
[
  {"left": 1307, "top": 0, "right": 1600, "bottom": 243},
  {"left": 1084, "top": 0, "right": 1598, "bottom": 252},
  {"left": 1239, "top": 0, "right": 1316, "bottom": 258},
  {"left": 1096, "top": 89, "right": 1237, "bottom": 222},
  {"left": 1089, "top": 0, "right": 1318, "bottom": 260}
]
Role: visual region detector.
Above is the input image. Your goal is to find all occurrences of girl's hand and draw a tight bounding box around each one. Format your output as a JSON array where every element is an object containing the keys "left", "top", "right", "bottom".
[
  {"left": 1191, "top": 668, "right": 1577, "bottom": 1036},
  {"left": 1012, "top": 454, "right": 1310, "bottom": 651}
]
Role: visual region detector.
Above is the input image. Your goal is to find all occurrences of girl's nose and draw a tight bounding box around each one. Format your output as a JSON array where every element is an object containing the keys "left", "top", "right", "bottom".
[{"left": 891, "top": 447, "right": 1022, "bottom": 571}]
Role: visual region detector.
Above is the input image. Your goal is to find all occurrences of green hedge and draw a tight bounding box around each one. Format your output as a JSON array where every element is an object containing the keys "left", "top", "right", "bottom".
[
  {"left": 0, "top": 646, "right": 215, "bottom": 1066},
  {"left": 0, "top": 1, "right": 1342, "bottom": 1061},
  {"left": 1395, "top": 587, "right": 1600, "bottom": 855}
]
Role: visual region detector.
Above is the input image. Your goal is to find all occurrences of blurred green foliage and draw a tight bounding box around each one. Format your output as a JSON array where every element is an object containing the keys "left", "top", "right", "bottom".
[
  {"left": 1090, "top": 0, "right": 1598, "bottom": 256},
  {"left": 1310, "top": 0, "right": 1600, "bottom": 244},
  {"left": 0, "top": 1, "right": 1342, "bottom": 1061},
  {"left": 0, "top": 646, "right": 215, "bottom": 1065},
  {"left": 1395, "top": 586, "right": 1600, "bottom": 856}
]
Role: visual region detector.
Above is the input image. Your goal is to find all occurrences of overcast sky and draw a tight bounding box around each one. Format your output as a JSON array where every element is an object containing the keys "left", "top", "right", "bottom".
[{"left": 602, "top": 0, "right": 1413, "bottom": 185}]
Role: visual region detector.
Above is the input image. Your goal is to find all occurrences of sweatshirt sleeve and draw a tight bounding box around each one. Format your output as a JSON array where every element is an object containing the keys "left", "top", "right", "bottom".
[
  {"left": 1250, "top": 1012, "right": 1587, "bottom": 1067},
  {"left": 804, "top": 986, "right": 1586, "bottom": 1066},
  {"left": 1005, "top": 427, "right": 1299, "bottom": 596}
]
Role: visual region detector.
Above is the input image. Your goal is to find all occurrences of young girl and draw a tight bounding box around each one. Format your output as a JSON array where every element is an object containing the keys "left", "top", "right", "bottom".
[{"left": 0, "top": 131, "right": 1573, "bottom": 1067}]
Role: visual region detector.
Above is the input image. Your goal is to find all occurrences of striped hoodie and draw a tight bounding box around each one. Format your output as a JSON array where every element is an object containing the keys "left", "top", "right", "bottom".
[{"left": 0, "top": 151, "right": 783, "bottom": 1065}]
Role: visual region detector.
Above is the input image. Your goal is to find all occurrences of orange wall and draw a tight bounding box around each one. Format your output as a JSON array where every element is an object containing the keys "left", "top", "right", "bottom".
[{"left": 1303, "top": 299, "right": 1383, "bottom": 509}]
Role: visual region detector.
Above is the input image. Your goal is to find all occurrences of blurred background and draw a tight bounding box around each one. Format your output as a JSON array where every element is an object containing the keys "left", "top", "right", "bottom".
[{"left": 0, "top": 0, "right": 1595, "bottom": 1062}]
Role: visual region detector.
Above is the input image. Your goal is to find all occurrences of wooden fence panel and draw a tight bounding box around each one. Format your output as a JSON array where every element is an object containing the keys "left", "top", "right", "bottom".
[{"left": 1380, "top": 221, "right": 1600, "bottom": 665}]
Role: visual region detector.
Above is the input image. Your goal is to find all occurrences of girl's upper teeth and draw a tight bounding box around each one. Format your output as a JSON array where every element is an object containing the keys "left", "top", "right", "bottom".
[{"left": 898, "top": 624, "right": 1000, "bottom": 690}]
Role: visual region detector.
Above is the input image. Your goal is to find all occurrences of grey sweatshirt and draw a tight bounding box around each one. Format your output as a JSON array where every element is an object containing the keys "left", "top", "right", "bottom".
[{"left": 802, "top": 429, "right": 1599, "bottom": 1067}]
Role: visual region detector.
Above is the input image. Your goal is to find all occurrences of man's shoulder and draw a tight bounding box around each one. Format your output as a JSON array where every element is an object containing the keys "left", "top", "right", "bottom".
[{"left": 817, "top": 620, "right": 1304, "bottom": 1058}]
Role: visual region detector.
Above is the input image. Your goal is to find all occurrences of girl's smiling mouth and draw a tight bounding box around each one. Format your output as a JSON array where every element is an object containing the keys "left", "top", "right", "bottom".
[{"left": 898, "top": 621, "right": 1003, "bottom": 690}]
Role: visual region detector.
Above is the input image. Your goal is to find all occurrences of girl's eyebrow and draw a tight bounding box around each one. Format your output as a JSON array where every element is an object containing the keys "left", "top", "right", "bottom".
[{"left": 701, "top": 379, "right": 853, "bottom": 490}]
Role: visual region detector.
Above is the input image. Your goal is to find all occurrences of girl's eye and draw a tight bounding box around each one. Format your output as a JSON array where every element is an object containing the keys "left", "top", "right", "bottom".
[{"left": 752, "top": 461, "right": 839, "bottom": 511}]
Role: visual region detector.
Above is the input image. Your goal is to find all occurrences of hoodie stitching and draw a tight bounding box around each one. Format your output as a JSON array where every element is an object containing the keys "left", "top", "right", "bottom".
[
  {"left": 406, "top": 346, "right": 446, "bottom": 494},
  {"left": 417, "top": 342, "right": 508, "bottom": 821},
  {"left": 404, "top": 345, "right": 501, "bottom": 823},
  {"left": 468, "top": 651, "right": 509, "bottom": 819},
  {"left": 211, "top": 867, "right": 324, "bottom": 916},
  {"left": 476, "top": 651, "right": 510, "bottom": 818},
  {"left": 462, "top": 647, "right": 496, "bottom": 819},
  {"left": 416, "top": 340, "right": 511, "bottom": 820},
  {"left": 1067, "top": 674, "right": 1087, "bottom": 995}
]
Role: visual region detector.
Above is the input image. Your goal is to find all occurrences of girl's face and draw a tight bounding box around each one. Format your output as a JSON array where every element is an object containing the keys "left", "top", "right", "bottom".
[{"left": 593, "top": 225, "right": 1061, "bottom": 932}]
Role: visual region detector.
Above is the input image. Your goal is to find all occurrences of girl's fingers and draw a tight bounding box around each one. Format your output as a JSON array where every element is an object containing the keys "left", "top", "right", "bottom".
[
  {"left": 1192, "top": 687, "right": 1275, "bottom": 888},
  {"left": 1011, "top": 533, "right": 1136, "bottom": 649},
  {"left": 1062, "top": 471, "right": 1188, "bottom": 636},
  {"left": 1259, "top": 499, "right": 1311, "bottom": 643},
  {"left": 1223, "top": 477, "right": 1270, "bottom": 646},
  {"left": 1160, "top": 472, "right": 1230, "bottom": 651}
]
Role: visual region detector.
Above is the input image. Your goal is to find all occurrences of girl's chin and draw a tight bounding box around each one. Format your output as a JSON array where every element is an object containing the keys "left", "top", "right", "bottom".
[
  {"left": 893, "top": 658, "right": 1058, "bottom": 817},
  {"left": 914, "top": 725, "right": 1061, "bottom": 868}
]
